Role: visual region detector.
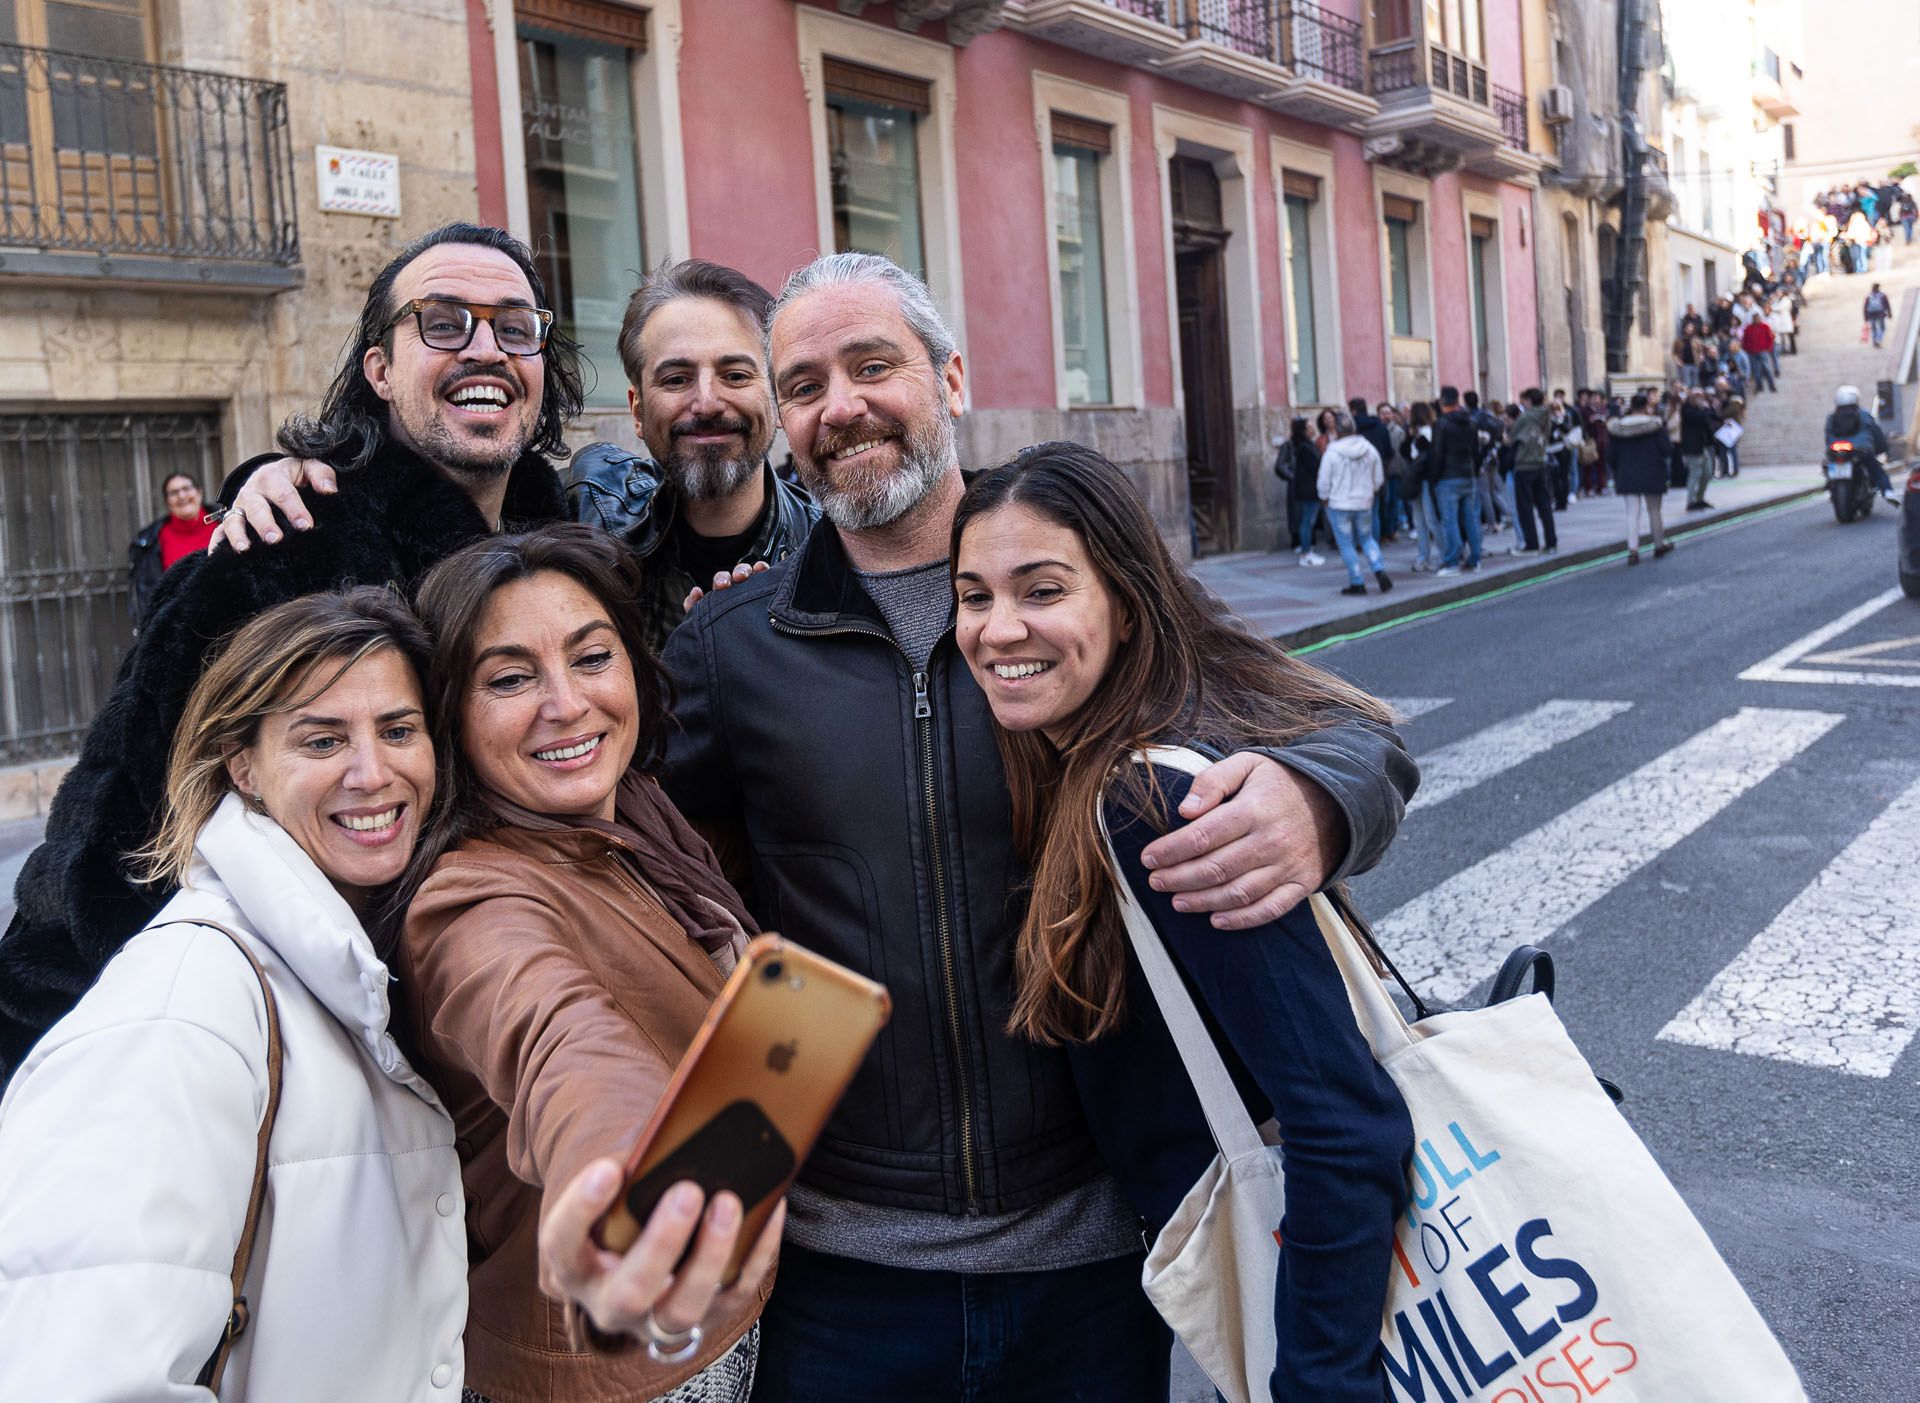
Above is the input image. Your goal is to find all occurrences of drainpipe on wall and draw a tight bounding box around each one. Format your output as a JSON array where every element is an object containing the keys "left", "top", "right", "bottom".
[{"left": 1605, "top": 0, "right": 1648, "bottom": 378}]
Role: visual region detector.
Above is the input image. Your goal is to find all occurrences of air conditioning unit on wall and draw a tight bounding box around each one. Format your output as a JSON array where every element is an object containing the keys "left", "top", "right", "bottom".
[{"left": 1541, "top": 85, "right": 1574, "bottom": 125}]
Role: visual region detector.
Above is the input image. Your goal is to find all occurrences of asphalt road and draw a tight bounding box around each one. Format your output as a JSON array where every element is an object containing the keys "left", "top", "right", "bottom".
[{"left": 1314, "top": 487, "right": 1918, "bottom": 1401}]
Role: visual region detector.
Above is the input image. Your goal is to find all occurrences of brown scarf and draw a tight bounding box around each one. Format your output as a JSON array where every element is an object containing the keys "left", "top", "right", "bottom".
[{"left": 477, "top": 770, "right": 757, "bottom": 967}]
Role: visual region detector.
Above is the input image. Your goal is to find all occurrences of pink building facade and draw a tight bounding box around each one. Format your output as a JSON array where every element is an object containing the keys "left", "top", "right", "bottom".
[{"left": 477, "top": 0, "right": 1543, "bottom": 556}]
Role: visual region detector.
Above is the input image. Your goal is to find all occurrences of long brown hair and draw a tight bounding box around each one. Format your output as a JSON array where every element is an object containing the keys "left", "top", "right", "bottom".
[
  {"left": 132, "top": 587, "right": 447, "bottom": 947},
  {"left": 951, "top": 442, "right": 1393, "bottom": 1045},
  {"left": 393, "top": 523, "right": 673, "bottom": 903}
]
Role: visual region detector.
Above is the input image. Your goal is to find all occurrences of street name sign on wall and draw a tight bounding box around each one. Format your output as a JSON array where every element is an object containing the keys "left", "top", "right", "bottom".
[{"left": 315, "top": 146, "right": 400, "bottom": 218}]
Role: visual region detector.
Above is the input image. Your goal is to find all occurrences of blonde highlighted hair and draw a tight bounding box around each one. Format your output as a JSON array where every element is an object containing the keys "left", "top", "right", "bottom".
[{"left": 133, "top": 588, "right": 442, "bottom": 900}]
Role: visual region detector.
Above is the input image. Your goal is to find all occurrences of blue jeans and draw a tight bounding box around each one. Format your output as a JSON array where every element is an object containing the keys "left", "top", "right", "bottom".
[
  {"left": 1329, "top": 507, "right": 1386, "bottom": 585},
  {"left": 1296, "top": 499, "right": 1323, "bottom": 553},
  {"left": 1870, "top": 315, "right": 1888, "bottom": 347},
  {"left": 1434, "top": 476, "right": 1482, "bottom": 568},
  {"left": 1413, "top": 481, "right": 1440, "bottom": 567},
  {"left": 753, "top": 1245, "right": 1171, "bottom": 1402}
]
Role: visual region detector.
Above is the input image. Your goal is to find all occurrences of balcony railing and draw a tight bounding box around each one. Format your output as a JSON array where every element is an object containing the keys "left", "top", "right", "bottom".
[
  {"left": 1371, "top": 38, "right": 1489, "bottom": 106},
  {"left": 1169, "top": 0, "right": 1276, "bottom": 60},
  {"left": 0, "top": 43, "right": 299, "bottom": 278},
  {"left": 1492, "top": 83, "right": 1526, "bottom": 148},
  {"left": 1280, "top": 0, "right": 1364, "bottom": 92}
]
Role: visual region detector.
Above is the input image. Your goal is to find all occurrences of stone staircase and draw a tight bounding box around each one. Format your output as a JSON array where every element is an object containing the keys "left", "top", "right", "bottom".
[{"left": 1738, "top": 241, "right": 1920, "bottom": 467}]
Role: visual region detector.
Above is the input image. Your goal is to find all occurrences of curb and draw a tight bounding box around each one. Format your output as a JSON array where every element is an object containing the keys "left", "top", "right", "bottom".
[{"left": 1275, "top": 482, "right": 1828, "bottom": 651}]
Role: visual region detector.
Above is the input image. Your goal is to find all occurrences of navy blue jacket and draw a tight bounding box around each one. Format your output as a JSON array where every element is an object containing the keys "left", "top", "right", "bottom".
[{"left": 1073, "top": 763, "right": 1412, "bottom": 1402}]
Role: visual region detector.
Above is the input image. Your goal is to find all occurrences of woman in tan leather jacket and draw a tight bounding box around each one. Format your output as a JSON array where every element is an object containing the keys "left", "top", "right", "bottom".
[{"left": 397, "top": 524, "right": 781, "bottom": 1403}]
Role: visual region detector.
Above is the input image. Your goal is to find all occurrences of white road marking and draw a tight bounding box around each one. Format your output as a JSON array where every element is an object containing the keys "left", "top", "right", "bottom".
[
  {"left": 1658, "top": 772, "right": 1920, "bottom": 1078},
  {"left": 1740, "top": 587, "right": 1920, "bottom": 687},
  {"left": 1408, "top": 699, "right": 1633, "bottom": 813},
  {"left": 1384, "top": 697, "right": 1452, "bottom": 720},
  {"left": 1377, "top": 707, "right": 1844, "bottom": 1003}
]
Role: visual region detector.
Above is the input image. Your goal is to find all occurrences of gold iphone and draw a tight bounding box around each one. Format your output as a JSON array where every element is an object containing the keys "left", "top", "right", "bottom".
[{"left": 597, "top": 935, "right": 890, "bottom": 1284}]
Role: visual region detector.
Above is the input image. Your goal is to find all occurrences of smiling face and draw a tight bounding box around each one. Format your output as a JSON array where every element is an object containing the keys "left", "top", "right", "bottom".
[
  {"left": 458, "top": 571, "right": 638, "bottom": 821},
  {"left": 363, "top": 243, "right": 547, "bottom": 483},
  {"left": 632, "top": 296, "right": 774, "bottom": 502},
  {"left": 770, "top": 280, "right": 964, "bottom": 532},
  {"left": 954, "top": 503, "right": 1130, "bottom": 746},
  {"left": 163, "top": 473, "right": 203, "bottom": 523},
  {"left": 225, "top": 649, "right": 434, "bottom": 913}
]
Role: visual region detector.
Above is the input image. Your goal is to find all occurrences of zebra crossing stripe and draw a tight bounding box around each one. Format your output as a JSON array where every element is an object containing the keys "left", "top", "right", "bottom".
[
  {"left": 1657, "top": 772, "right": 1920, "bottom": 1078},
  {"left": 1376, "top": 707, "right": 1844, "bottom": 1004},
  {"left": 1385, "top": 697, "right": 1453, "bottom": 720},
  {"left": 1408, "top": 699, "right": 1633, "bottom": 813}
]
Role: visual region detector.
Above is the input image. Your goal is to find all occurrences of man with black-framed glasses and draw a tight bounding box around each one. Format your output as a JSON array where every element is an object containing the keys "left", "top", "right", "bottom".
[{"left": 0, "top": 222, "right": 578, "bottom": 1079}]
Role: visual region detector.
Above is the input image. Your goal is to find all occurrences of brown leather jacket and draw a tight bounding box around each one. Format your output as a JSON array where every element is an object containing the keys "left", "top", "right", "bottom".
[{"left": 399, "top": 818, "right": 772, "bottom": 1403}]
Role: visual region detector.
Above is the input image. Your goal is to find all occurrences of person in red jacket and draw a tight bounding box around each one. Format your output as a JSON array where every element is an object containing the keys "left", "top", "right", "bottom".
[
  {"left": 126, "top": 472, "right": 217, "bottom": 629},
  {"left": 1741, "top": 316, "right": 1777, "bottom": 393}
]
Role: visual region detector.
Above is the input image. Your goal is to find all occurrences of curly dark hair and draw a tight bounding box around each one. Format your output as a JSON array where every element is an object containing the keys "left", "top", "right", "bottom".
[{"left": 278, "top": 223, "right": 585, "bottom": 470}]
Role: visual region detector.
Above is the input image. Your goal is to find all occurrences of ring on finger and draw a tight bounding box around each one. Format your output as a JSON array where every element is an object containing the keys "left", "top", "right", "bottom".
[{"left": 641, "top": 1312, "right": 703, "bottom": 1364}]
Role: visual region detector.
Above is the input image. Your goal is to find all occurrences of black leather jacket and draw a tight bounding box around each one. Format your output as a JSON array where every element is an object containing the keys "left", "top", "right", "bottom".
[
  {"left": 126, "top": 517, "right": 166, "bottom": 630},
  {"left": 659, "top": 520, "right": 1419, "bottom": 1215},
  {"left": 563, "top": 442, "right": 818, "bottom": 655}
]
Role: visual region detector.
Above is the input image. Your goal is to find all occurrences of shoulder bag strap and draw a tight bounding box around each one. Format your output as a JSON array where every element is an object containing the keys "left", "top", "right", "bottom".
[
  {"left": 1100, "top": 748, "right": 1265, "bottom": 1161},
  {"left": 150, "top": 919, "right": 283, "bottom": 1396}
]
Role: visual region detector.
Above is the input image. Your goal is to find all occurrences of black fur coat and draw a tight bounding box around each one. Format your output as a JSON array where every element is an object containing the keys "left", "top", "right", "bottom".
[{"left": 0, "top": 442, "right": 564, "bottom": 1074}]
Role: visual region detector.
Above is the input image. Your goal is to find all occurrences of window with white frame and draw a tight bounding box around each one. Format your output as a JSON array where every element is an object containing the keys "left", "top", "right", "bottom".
[
  {"left": 1385, "top": 196, "right": 1419, "bottom": 336},
  {"left": 797, "top": 9, "right": 964, "bottom": 363},
  {"left": 825, "top": 58, "right": 928, "bottom": 278},
  {"left": 1051, "top": 113, "right": 1112, "bottom": 405},
  {"left": 1036, "top": 77, "right": 1140, "bottom": 411}
]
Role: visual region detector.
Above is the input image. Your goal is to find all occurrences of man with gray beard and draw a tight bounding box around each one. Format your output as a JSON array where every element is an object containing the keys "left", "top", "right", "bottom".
[
  {"left": 563, "top": 259, "right": 817, "bottom": 652},
  {"left": 659, "top": 252, "right": 1416, "bottom": 1398}
]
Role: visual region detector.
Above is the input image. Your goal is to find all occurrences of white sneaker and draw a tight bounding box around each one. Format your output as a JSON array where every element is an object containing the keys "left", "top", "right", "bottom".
[
  {"left": 1303, "top": 551, "right": 1326, "bottom": 566},
  {"left": 1435, "top": 565, "right": 1461, "bottom": 577}
]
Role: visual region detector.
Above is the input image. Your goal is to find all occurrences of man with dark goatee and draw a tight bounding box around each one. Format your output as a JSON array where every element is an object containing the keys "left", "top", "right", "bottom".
[{"left": 564, "top": 260, "right": 817, "bottom": 653}]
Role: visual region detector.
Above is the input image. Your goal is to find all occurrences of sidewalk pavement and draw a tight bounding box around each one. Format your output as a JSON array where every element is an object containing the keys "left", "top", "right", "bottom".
[{"left": 1192, "top": 464, "right": 1854, "bottom": 648}]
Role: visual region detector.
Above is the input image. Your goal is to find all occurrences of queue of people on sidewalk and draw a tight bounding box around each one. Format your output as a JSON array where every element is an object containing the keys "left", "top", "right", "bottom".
[
  {"left": 0, "top": 224, "right": 1424, "bottom": 1402},
  {"left": 1274, "top": 368, "right": 1756, "bottom": 589}
]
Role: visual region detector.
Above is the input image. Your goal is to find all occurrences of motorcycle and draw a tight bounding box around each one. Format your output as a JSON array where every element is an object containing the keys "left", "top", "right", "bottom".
[{"left": 1824, "top": 439, "right": 1878, "bottom": 523}]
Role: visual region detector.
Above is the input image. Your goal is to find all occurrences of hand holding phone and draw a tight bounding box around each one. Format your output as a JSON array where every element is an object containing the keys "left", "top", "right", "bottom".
[
  {"left": 596, "top": 936, "right": 890, "bottom": 1285},
  {"left": 540, "top": 1156, "right": 786, "bottom": 1346}
]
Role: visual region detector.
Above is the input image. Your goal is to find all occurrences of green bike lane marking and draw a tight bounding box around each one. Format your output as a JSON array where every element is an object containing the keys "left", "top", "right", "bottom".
[{"left": 1293, "top": 488, "right": 1825, "bottom": 656}]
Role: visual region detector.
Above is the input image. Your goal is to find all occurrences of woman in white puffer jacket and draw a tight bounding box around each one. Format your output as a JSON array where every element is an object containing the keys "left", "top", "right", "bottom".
[{"left": 0, "top": 589, "right": 468, "bottom": 1401}]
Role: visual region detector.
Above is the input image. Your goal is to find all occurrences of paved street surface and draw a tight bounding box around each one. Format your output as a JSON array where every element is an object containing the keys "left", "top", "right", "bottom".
[{"left": 1305, "top": 489, "right": 1919, "bottom": 1400}]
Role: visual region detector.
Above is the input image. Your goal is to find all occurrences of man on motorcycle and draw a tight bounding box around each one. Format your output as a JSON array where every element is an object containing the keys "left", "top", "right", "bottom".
[{"left": 1824, "top": 385, "right": 1897, "bottom": 505}]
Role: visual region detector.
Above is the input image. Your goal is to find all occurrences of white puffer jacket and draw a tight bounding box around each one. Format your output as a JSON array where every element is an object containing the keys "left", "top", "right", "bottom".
[
  {"left": 0, "top": 795, "right": 468, "bottom": 1400},
  {"left": 1317, "top": 434, "right": 1386, "bottom": 511}
]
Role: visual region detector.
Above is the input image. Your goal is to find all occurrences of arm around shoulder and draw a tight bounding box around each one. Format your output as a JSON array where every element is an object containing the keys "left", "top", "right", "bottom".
[{"left": 1246, "top": 709, "right": 1417, "bottom": 884}]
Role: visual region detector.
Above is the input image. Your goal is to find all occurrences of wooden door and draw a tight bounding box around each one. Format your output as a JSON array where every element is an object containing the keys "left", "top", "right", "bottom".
[{"left": 1177, "top": 244, "right": 1235, "bottom": 555}]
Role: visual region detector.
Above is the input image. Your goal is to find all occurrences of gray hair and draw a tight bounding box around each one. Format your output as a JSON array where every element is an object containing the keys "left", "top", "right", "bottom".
[
  {"left": 770, "top": 253, "right": 957, "bottom": 372},
  {"left": 1332, "top": 412, "right": 1356, "bottom": 436}
]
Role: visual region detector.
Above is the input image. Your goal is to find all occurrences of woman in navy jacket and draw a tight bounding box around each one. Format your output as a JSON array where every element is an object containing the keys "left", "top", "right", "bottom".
[{"left": 950, "top": 442, "right": 1414, "bottom": 1401}]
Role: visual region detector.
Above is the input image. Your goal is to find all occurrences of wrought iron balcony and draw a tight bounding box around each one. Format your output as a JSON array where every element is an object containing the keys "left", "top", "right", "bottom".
[
  {"left": 0, "top": 43, "right": 300, "bottom": 289},
  {"left": 1493, "top": 84, "right": 1527, "bottom": 149},
  {"left": 1279, "top": 1, "right": 1364, "bottom": 92},
  {"left": 1370, "top": 39, "right": 1489, "bottom": 106},
  {"left": 1006, "top": 0, "right": 1377, "bottom": 128}
]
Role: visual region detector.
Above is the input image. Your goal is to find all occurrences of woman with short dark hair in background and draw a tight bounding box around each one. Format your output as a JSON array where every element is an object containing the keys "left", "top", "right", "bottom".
[
  {"left": 950, "top": 443, "right": 1413, "bottom": 1401},
  {"left": 127, "top": 472, "right": 216, "bottom": 630}
]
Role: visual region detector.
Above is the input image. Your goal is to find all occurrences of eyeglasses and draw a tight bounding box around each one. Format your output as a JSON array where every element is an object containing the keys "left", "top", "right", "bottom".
[{"left": 387, "top": 298, "right": 554, "bottom": 357}]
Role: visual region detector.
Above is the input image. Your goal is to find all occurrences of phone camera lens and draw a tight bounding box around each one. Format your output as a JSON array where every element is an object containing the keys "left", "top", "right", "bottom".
[{"left": 763, "top": 959, "right": 784, "bottom": 983}]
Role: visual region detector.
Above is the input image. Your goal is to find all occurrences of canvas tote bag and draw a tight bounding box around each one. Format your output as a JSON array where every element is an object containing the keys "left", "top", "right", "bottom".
[{"left": 1104, "top": 745, "right": 1807, "bottom": 1403}]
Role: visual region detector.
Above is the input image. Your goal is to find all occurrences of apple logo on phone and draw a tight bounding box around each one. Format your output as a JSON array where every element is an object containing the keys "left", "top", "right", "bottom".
[{"left": 766, "top": 1039, "right": 798, "bottom": 1073}]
